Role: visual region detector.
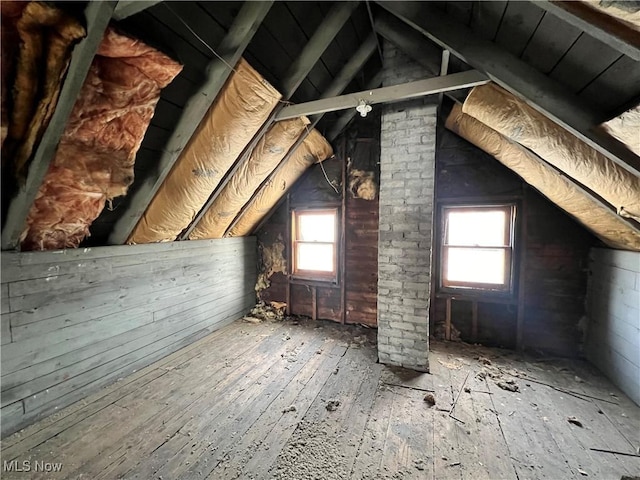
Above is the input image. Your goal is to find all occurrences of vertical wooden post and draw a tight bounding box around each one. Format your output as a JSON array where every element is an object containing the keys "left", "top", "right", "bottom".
[
  {"left": 471, "top": 301, "right": 478, "bottom": 342},
  {"left": 340, "top": 137, "right": 348, "bottom": 324},
  {"left": 516, "top": 187, "right": 528, "bottom": 351},
  {"left": 286, "top": 193, "right": 291, "bottom": 316},
  {"left": 445, "top": 297, "right": 452, "bottom": 341},
  {"left": 312, "top": 286, "right": 318, "bottom": 321}
]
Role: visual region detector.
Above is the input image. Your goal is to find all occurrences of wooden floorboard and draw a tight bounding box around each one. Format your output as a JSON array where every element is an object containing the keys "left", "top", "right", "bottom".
[{"left": 1, "top": 319, "right": 638, "bottom": 480}]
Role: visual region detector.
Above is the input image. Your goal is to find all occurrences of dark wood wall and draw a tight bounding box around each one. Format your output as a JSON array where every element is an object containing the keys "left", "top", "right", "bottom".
[
  {"left": 433, "top": 126, "right": 597, "bottom": 356},
  {"left": 1, "top": 237, "right": 256, "bottom": 437},
  {"left": 257, "top": 118, "right": 380, "bottom": 327}
]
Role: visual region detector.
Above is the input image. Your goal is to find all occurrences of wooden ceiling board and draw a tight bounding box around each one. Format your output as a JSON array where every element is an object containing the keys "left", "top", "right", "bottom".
[
  {"left": 521, "top": 13, "right": 582, "bottom": 74},
  {"left": 579, "top": 55, "right": 640, "bottom": 115},
  {"left": 470, "top": 0, "right": 508, "bottom": 41},
  {"left": 446, "top": 1, "right": 474, "bottom": 27},
  {"left": 494, "top": 1, "right": 546, "bottom": 57},
  {"left": 549, "top": 34, "right": 622, "bottom": 93}
]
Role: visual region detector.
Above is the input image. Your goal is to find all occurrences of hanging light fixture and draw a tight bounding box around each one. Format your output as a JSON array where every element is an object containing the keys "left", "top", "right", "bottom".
[{"left": 355, "top": 99, "right": 372, "bottom": 118}]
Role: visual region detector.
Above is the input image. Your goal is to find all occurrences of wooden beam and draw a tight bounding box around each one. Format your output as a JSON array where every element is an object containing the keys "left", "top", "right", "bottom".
[
  {"left": 377, "top": 1, "right": 640, "bottom": 177},
  {"left": 180, "top": 3, "right": 360, "bottom": 240},
  {"left": 223, "top": 34, "right": 377, "bottom": 237},
  {"left": 533, "top": 0, "right": 640, "bottom": 61},
  {"left": 277, "top": 70, "right": 488, "bottom": 120},
  {"left": 112, "top": 0, "right": 162, "bottom": 20},
  {"left": 281, "top": 1, "right": 361, "bottom": 98},
  {"left": 107, "top": 1, "right": 273, "bottom": 245},
  {"left": 1, "top": 1, "right": 116, "bottom": 251},
  {"left": 327, "top": 70, "right": 383, "bottom": 142}
]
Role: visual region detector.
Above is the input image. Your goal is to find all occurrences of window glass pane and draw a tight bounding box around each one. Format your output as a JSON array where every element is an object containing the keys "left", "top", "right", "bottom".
[
  {"left": 446, "top": 247, "right": 506, "bottom": 285},
  {"left": 297, "top": 243, "right": 334, "bottom": 272},
  {"left": 298, "top": 214, "right": 335, "bottom": 242},
  {"left": 447, "top": 210, "right": 507, "bottom": 246}
]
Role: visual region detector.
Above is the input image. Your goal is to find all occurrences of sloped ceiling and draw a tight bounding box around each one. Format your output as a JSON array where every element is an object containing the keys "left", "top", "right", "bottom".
[{"left": 1, "top": 0, "right": 639, "bottom": 252}]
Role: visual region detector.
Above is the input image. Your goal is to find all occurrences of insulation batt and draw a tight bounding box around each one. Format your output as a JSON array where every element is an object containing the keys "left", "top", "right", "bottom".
[
  {"left": 21, "top": 27, "right": 183, "bottom": 251},
  {"left": 3, "top": 2, "right": 85, "bottom": 173},
  {"left": 600, "top": 105, "right": 640, "bottom": 158},
  {"left": 189, "top": 117, "right": 310, "bottom": 240},
  {"left": 446, "top": 103, "right": 640, "bottom": 251},
  {"left": 463, "top": 83, "right": 640, "bottom": 221},
  {"left": 128, "top": 58, "right": 281, "bottom": 244},
  {"left": 227, "top": 129, "right": 333, "bottom": 237}
]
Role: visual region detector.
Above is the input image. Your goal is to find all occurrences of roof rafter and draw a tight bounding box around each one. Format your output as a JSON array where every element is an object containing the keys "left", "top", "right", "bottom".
[
  {"left": 108, "top": 1, "right": 274, "bottom": 245},
  {"left": 1, "top": 1, "right": 116, "bottom": 251},
  {"left": 179, "top": 1, "right": 360, "bottom": 240},
  {"left": 377, "top": 1, "right": 640, "bottom": 177}
]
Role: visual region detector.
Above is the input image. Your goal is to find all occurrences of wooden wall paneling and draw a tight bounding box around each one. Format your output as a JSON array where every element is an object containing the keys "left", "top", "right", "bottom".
[
  {"left": 493, "top": 2, "right": 546, "bottom": 57},
  {"left": 9, "top": 291, "right": 254, "bottom": 412},
  {"left": 0, "top": 238, "right": 257, "bottom": 436},
  {"left": 549, "top": 34, "right": 622, "bottom": 93},
  {"left": 520, "top": 14, "right": 582, "bottom": 75}
]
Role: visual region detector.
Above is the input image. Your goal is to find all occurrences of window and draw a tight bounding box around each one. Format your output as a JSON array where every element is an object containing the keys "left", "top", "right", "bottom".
[
  {"left": 292, "top": 209, "right": 338, "bottom": 281},
  {"left": 440, "top": 204, "right": 516, "bottom": 293}
]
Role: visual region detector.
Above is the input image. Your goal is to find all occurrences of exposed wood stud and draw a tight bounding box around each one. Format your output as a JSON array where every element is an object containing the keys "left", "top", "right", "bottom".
[
  {"left": 340, "top": 136, "right": 347, "bottom": 325},
  {"left": 471, "top": 301, "right": 478, "bottom": 342},
  {"left": 112, "top": 0, "right": 162, "bottom": 21},
  {"left": 377, "top": 1, "right": 640, "bottom": 177},
  {"left": 1, "top": 1, "right": 116, "bottom": 251},
  {"left": 108, "top": 1, "right": 274, "bottom": 245},
  {"left": 276, "top": 70, "right": 489, "bottom": 120},
  {"left": 311, "top": 286, "right": 317, "bottom": 321},
  {"left": 445, "top": 297, "right": 452, "bottom": 341},
  {"left": 516, "top": 188, "right": 528, "bottom": 352}
]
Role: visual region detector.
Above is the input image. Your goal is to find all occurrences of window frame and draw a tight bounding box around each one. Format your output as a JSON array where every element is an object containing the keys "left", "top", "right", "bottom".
[
  {"left": 439, "top": 203, "right": 517, "bottom": 295},
  {"left": 291, "top": 207, "right": 339, "bottom": 283}
]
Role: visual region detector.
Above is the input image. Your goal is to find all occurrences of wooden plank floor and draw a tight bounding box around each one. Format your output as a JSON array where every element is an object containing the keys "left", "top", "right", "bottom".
[{"left": 1, "top": 317, "right": 639, "bottom": 479}]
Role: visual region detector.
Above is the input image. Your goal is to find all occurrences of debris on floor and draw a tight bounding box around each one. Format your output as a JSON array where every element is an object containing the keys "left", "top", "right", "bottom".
[
  {"left": 567, "top": 416, "right": 583, "bottom": 427},
  {"left": 478, "top": 356, "right": 492, "bottom": 365},
  {"left": 424, "top": 393, "right": 436, "bottom": 407},
  {"left": 282, "top": 405, "right": 297, "bottom": 414},
  {"left": 496, "top": 380, "right": 520, "bottom": 392},
  {"left": 464, "top": 387, "right": 471, "bottom": 393},
  {"left": 325, "top": 400, "right": 340, "bottom": 411}
]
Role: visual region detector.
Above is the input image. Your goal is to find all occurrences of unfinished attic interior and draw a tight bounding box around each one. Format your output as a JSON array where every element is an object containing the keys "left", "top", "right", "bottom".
[{"left": 1, "top": 0, "right": 639, "bottom": 477}]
